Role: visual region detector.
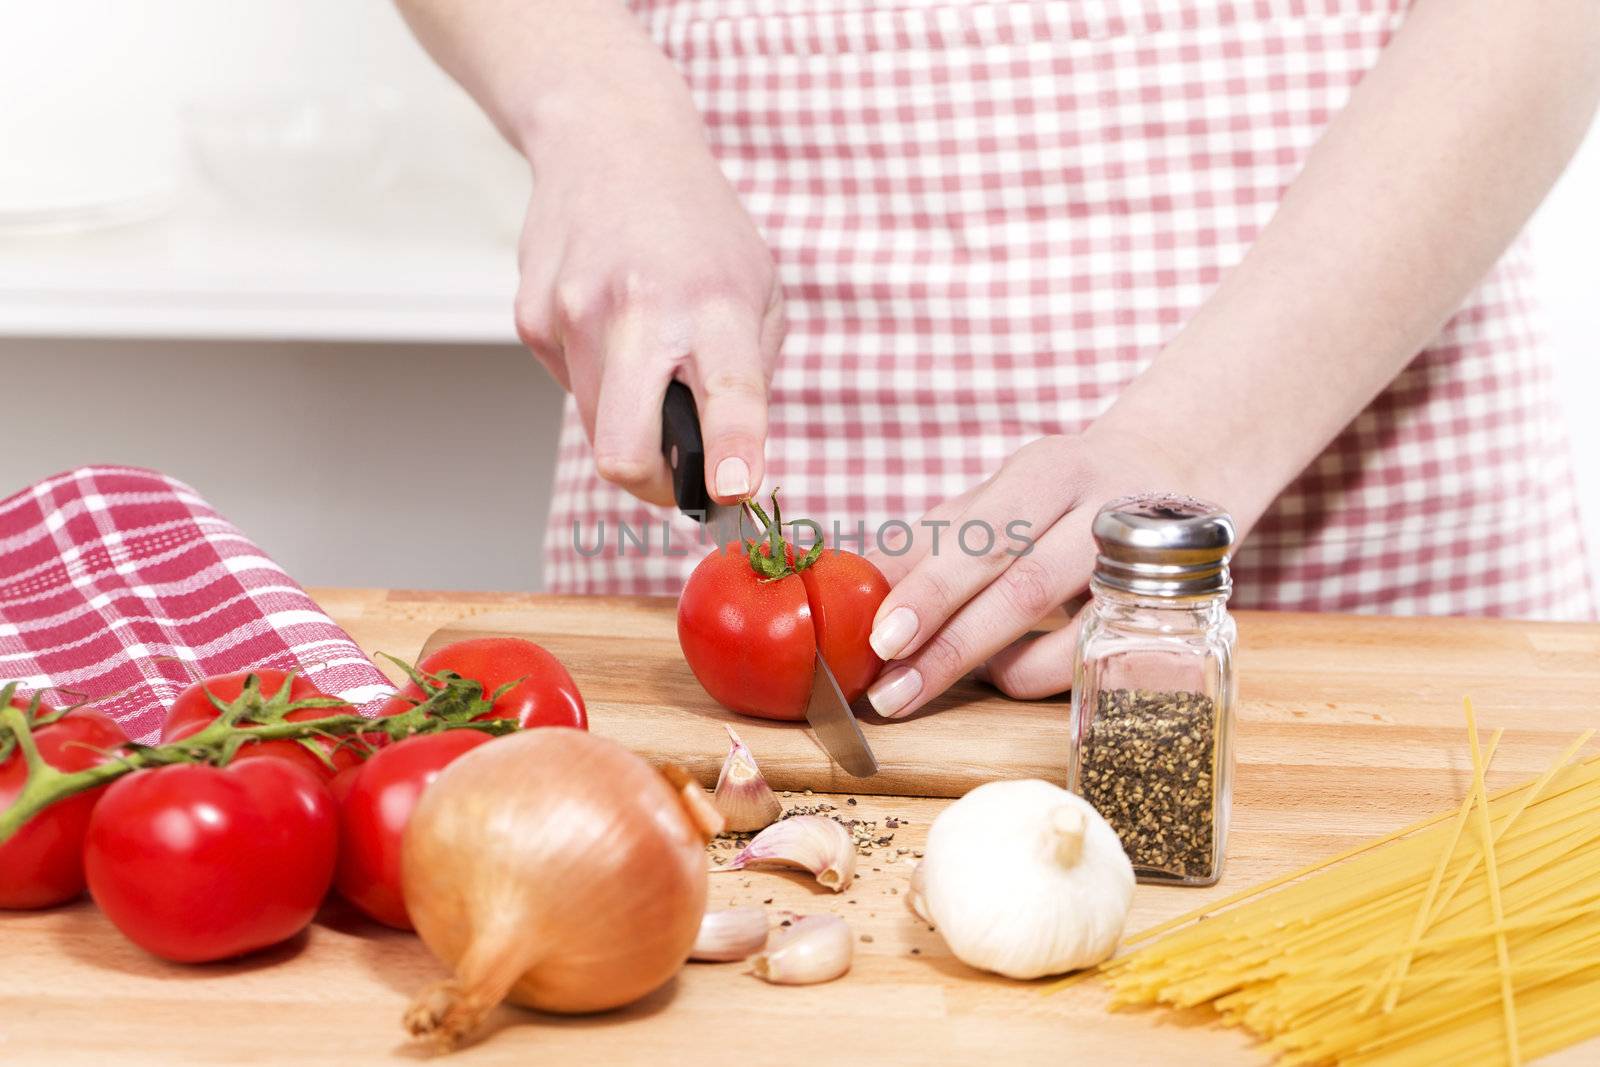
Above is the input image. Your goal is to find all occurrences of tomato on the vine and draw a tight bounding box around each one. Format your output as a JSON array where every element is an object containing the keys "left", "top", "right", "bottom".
[
  {"left": 83, "top": 758, "right": 338, "bottom": 963},
  {"left": 0, "top": 695, "right": 128, "bottom": 909},
  {"left": 677, "top": 495, "right": 889, "bottom": 721},
  {"left": 160, "top": 669, "right": 358, "bottom": 780},
  {"left": 377, "top": 637, "right": 586, "bottom": 732},
  {"left": 333, "top": 729, "right": 494, "bottom": 930}
]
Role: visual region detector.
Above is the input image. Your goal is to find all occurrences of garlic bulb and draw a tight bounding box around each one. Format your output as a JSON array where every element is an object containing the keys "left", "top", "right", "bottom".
[
  {"left": 750, "top": 915, "right": 852, "bottom": 985},
  {"left": 907, "top": 861, "right": 932, "bottom": 925},
  {"left": 713, "top": 726, "right": 782, "bottom": 832},
  {"left": 912, "top": 780, "right": 1133, "bottom": 979}
]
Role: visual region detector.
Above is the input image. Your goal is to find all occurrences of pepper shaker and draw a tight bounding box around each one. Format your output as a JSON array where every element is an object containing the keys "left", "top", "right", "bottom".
[{"left": 1066, "top": 494, "right": 1238, "bottom": 887}]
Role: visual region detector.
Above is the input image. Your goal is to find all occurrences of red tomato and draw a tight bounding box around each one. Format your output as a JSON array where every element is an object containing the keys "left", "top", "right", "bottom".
[
  {"left": 333, "top": 730, "right": 493, "bottom": 929},
  {"left": 0, "top": 700, "right": 128, "bottom": 909},
  {"left": 161, "top": 670, "right": 359, "bottom": 780},
  {"left": 801, "top": 549, "right": 893, "bottom": 703},
  {"left": 677, "top": 544, "right": 816, "bottom": 720},
  {"left": 83, "top": 758, "right": 338, "bottom": 963},
  {"left": 377, "top": 637, "right": 586, "bottom": 732},
  {"left": 328, "top": 762, "right": 361, "bottom": 807},
  {"left": 678, "top": 542, "right": 890, "bottom": 721}
]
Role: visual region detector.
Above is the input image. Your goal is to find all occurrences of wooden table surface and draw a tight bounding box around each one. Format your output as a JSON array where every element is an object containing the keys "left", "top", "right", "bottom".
[{"left": 5, "top": 588, "right": 1600, "bottom": 1066}]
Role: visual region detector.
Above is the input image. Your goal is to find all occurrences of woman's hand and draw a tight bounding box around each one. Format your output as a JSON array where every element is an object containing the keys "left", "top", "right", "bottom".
[
  {"left": 513, "top": 112, "right": 784, "bottom": 507},
  {"left": 862, "top": 426, "right": 1222, "bottom": 717},
  {"left": 396, "top": 0, "right": 784, "bottom": 507}
]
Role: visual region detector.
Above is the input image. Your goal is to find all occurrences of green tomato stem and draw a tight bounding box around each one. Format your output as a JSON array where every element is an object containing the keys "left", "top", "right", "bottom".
[
  {"left": 0, "top": 703, "right": 109, "bottom": 844},
  {"left": 739, "top": 490, "right": 829, "bottom": 580}
]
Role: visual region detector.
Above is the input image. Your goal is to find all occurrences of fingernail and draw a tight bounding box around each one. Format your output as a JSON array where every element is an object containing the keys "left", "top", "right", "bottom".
[
  {"left": 869, "top": 607, "right": 918, "bottom": 660},
  {"left": 867, "top": 667, "right": 922, "bottom": 718},
  {"left": 715, "top": 457, "right": 750, "bottom": 498}
]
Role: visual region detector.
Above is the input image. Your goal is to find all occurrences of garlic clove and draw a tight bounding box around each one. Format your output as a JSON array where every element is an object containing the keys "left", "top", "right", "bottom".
[
  {"left": 713, "top": 726, "right": 783, "bottom": 832},
  {"left": 690, "top": 908, "right": 770, "bottom": 962},
  {"left": 714, "top": 815, "right": 856, "bottom": 892},
  {"left": 750, "top": 915, "right": 853, "bottom": 985}
]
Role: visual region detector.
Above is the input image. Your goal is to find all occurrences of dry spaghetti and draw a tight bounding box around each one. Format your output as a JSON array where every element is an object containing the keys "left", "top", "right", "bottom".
[{"left": 1077, "top": 703, "right": 1600, "bottom": 1065}]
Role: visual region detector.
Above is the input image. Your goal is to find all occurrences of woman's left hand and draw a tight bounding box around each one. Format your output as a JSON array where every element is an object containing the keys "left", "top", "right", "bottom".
[{"left": 862, "top": 426, "right": 1218, "bottom": 717}]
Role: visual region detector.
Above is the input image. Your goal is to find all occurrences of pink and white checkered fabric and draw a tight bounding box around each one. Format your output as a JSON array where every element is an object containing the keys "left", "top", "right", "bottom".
[
  {"left": 0, "top": 467, "right": 394, "bottom": 744},
  {"left": 544, "top": 0, "right": 1596, "bottom": 620}
]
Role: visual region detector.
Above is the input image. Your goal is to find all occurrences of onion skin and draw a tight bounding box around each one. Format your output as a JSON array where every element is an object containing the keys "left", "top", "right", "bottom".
[{"left": 401, "top": 729, "right": 713, "bottom": 1049}]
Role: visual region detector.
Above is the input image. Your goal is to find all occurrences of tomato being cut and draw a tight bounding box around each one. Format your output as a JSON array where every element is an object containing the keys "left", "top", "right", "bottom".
[
  {"left": 377, "top": 637, "right": 586, "bottom": 732},
  {"left": 83, "top": 757, "right": 338, "bottom": 962},
  {"left": 0, "top": 695, "right": 128, "bottom": 909},
  {"left": 677, "top": 496, "right": 889, "bottom": 721},
  {"left": 333, "top": 729, "right": 493, "bottom": 930},
  {"left": 800, "top": 549, "right": 893, "bottom": 702},
  {"left": 160, "top": 669, "right": 358, "bottom": 780}
]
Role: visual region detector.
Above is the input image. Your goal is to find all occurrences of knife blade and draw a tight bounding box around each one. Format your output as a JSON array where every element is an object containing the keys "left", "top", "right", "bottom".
[
  {"left": 805, "top": 651, "right": 879, "bottom": 778},
  {"left": 661, "top": 380, "right": 742, "bottom": 548}
]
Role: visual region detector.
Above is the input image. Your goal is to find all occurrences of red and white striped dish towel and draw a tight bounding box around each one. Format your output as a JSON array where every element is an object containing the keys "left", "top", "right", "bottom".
[{"left": 0, "top": 466, "right": 395, "bottom": 744}]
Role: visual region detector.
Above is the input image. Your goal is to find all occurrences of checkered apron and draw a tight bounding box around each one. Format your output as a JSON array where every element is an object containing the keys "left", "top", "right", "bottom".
[{"left": 544, "top": 0, "right": 1596, "bottom": 620}]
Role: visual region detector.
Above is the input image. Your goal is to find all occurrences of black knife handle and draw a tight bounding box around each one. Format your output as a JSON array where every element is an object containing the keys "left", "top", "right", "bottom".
[{"left": 661, "top": 380, "right": 712, "bottom": 518}]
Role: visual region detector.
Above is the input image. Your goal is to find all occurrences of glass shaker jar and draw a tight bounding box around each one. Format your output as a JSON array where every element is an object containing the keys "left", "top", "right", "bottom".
[{"left": 1066, "top": 494, "right": 1238, "bottom": 887}]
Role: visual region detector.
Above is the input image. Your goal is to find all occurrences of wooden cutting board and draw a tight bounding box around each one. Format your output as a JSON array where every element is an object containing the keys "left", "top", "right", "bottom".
[
  {"left": 419, "top": 596, "right": 1600, "bottom": 798},
  {"left": 420, "top": 602, "right": 1067, "bottom": 797}
]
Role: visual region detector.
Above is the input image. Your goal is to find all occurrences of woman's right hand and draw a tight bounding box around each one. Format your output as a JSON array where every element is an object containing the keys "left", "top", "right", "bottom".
[
  {"left": 512, "top": 99, "right": 785, "bottom": 508},
  {"left": 394, "top": 0, "right": 782, "bottom": 507}
]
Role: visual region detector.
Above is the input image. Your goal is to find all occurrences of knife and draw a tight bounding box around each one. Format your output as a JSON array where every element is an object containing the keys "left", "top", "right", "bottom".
[
  {"left": 660, "top": 380, "right": 878, "bottom": 778},
  {"left": 805, "top": 651, "right": 880, "bottom": 778},
  {"left": 661, "top": 380, "right": 741, "bottom": 549}
]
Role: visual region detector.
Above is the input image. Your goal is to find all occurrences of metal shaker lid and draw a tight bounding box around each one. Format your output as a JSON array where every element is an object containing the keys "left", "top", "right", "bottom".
[{"left": 1091, "top": 493, "right": 1236, "bottom": 598}]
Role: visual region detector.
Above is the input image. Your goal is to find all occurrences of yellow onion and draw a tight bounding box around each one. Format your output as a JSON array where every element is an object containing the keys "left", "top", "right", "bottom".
[{"left": 400, "top": 728, "right": 722, "bottom": 1049}]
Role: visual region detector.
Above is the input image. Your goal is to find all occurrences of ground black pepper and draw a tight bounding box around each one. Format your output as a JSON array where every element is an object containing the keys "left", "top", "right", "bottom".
[{"left": 1080, "top": 687, "right": 1217, "bottom": 880}]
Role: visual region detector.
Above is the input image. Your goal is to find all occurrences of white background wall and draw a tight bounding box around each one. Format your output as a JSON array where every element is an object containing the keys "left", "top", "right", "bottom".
[
  {"left": 0, "top": 339, "right": 565, "bottom": 589},
  {"left": 1, "top": 2, "right": 1596, "bottom": 595},
  {"left": 0, "top": 2, "right": 566, "bottom": 590}
]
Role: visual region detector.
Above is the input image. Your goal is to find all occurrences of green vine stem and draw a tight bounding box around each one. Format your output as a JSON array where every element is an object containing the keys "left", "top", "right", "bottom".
[
  {"left": 0, "top": 670, "right": 515, "bottom": 846},
  {"left": 0, "top": 682, "right": 75, "bottom": 764},
  {"left": 375, "top": 654, "right": 519, "bottom": 719}
]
